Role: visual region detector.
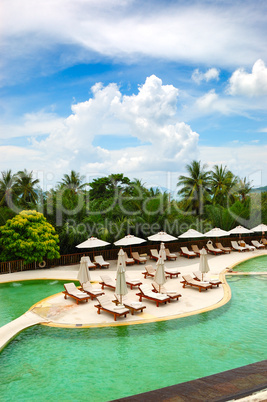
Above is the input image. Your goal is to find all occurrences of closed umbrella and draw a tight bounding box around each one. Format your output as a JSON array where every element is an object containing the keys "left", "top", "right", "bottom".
[
  {"left": 155, "top": 244, "right": 167, "bottom": 293},
  {"left": 178, "top": 229, "right": 204, "bottom": 238},
  {"left": 77, "top": 260, "right": 91, "bottom": 284},
  {"left": 115, "top": 248, "right": 128, "bottom": 305},
  {"left": 148, "top": 231, "right": 177, "bottom": 242},
  {"left": 199, "top": 248, "right": 210, "bottom": 281}
]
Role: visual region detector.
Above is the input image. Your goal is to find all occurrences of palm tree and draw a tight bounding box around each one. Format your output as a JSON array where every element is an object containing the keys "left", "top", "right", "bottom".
[
  {"left": 210, "top": 165, "right": 238, "bottom": 207},
  {"left": 58, "top": 170, "right": 87, "bottom": 194},
  {"left": 236, "top": 177, "right": 253, "bottom": 202},
  {"left": 15, "top": 170, "right": 40, "bottom": 206},
  {"left": 177, "top": 160, "right": 211, "bottom": 216},
  {"left": 0, "top": 170, "right": 17, "bottom": 207}
]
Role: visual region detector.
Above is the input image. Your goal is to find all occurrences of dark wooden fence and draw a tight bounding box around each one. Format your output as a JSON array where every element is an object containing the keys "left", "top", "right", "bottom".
[{"left": 0, "top": 235, "right": 263, "bottom": 275}]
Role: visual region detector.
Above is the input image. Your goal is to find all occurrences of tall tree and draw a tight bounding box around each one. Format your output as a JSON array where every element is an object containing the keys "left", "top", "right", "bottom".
[
  {"left": 0, "top": 170, "right": 17, "bottom": 207},
  {"left": 235, "top": 177, "right": 253, "bottom": 202},
  {"left": 14, "top": 170, "right": 40, "bottom": 207},
  {"left": 58, "top": 170, "right": 87, "bottom": 194},
  {"left": 210, "top": 165, "right": 238, "bottom": 207},
  {"left": 177, "top": 160, "right": 211, "bottom": 216}
]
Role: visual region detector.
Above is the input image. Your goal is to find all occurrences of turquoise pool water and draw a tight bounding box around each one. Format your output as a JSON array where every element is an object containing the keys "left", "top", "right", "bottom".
[
  {"left": 0, "top": 275, "right": 266, "bottom": 401},
  {"left": 0, "top": 280, "right": 78, "bottom": 327},
  {"left": 232, "top": 254, "right": 267, "bottom": 272}
]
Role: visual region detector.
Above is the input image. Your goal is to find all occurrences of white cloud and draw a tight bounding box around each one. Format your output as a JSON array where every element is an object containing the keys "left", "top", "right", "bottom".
[
  {"left": 192, "top": 68, "right": 219, "bottom": 84},
  {"left": 227, "top": 59, "right": 267, "bottom": 96},
  {"left": 1, "top": 1, "right": 267, "bottom": 84},
  {"left": 0, "top": 75, "right": 199, "bottom": 187}
]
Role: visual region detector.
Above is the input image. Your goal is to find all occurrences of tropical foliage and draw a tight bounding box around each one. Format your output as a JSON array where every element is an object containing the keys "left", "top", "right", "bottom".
[{"left": 0, "top": 162, "right": 266, "bottom": 261}]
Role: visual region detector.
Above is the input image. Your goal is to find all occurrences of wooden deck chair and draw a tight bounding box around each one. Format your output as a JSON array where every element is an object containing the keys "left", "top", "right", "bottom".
[
  {"left": 180, "top": 247, "right": 197, "bottom": 258},
  {"left": 63, "top": 283, "right": 91, "bottom": 304},
  {"left": 231, "top": 241, "right": 246, "bottom": 252},
  {"left": 113, "top": 294, "right": 146, "bottom": 315},
  {"left": 165, "top": 248, "right": 177, "bottom": 260},
  {"left": 124, "top": 252, "right": 135, "bottom": 265},
  {"left": 206, "top": 243, "right": 224, "bottom": 255},
  {"left": 181, "top": 275, "right": 212, "bottom": 292},
  {"left": 251, "top": 240, "right": 265, "bottom": 249},
  {"left": 95, "top": 295, "right": 129, "bottom": 321},
  {"left": 142, "top": 265, "right": 156, "bottom": 278},
  {"left": 150, "top": 249, "right": 159, "bottom": 260},
  {"left": 193, "top": 271, "right": 222, "bottom": 287},
  {"left": 191, "top": 245, "right": 201, "bottom": 256},
  {"left": 215, "top": 243, "right": 231, "bottom": 253},
  {"left": 131, "top": 251, "right": 146, "bottom": 264},
  {"left": 81, "top": 281, "right": 105, "bottom": 300},
  {"left": 152, "top": 282, "right": 181, "bottom": 301},
  {"left": 164, "top": 267, "right": 180, "bottom": 279},
  {"left": 99, "top": 274, "right": 116, "bottom": 290},
  {"left": 125, "top": 274, "right": 142, "bottom": 289},
  {"left": 238, "top": 241, "right": 255, "bottom": 251},
  {"left": 136, "top": 284, "right": 170, "bottom": 306},
  {"left": 94, "top": 255, "right": 110, "bottom": 268},
  {"left": 81, "top": 256, "right": 97, "bottom": 269}
]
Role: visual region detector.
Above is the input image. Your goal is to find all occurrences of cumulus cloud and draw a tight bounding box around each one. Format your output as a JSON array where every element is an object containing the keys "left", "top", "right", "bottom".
[
  {"left": 0, "top": 75, "right": 199, "bottom": 186},
  {"left": 192, "top": 68, "right": 219, "bottom": 84},
  {"left": 227, "top": 59, "right": 267, "bottom": 96}
]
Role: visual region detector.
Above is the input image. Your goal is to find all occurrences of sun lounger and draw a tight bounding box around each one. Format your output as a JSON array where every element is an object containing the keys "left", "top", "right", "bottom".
[
  {"left": 181, "top": 275, "right": 212, "bottom": 292},
  {"left": 142, "top": 265, "right": 156, "bottom": 278},
  {"left": 238, "top": 241, "right": 255, "bottom": 251},
  {"left": 131, "top": 251, "right": 146, "bottom": 264},
  {"left": 125, "top": 274, "right": 142, "bottom": 289},
  {"left": 165, "top": 248, "right": 177, "bottom": 261},
  {"left": 152, "top": 282, "right": 182, "bottom": 301},
  {"left": 124, "top": 252, "right": 135, "bottom": 265},
  {"left": 261, "top": 238, "right": 267, "bottom": 246},
  {"left": 81, "top": 281, "right": 105, "bottom": 300},
  {"left": 150, "top": 249, "right": 159, "bottom": 260},
  {"left": 164, "top": 267, "right": 180, "bottom": 278},
  {"left": 206, "top": 243, "right": 224, "bottom": 255},
  {"left": 231, "top": 241, "right": 246, "bottom": 252},
  {"left": 99, "top": 274, "right": 116, "bottom": 290},
  {"left": 193, "top": 271, "right": 222, "bottom": 287},
  {"left": 180, "top": 247, "right": 197, "bottom": 258},
  {"left": 94, "top": 255, "right": 110, "bottom": 268},
  {"left": 251, "top": 240, "right": 265, "bottom": 249},
  {"left": 63, "top": 282, "right": 91, "bottom": 304},
  {"left": 113, "top": 294, "right": 146, "bottom": 315},
  {"left": 136, "top": 284, "right": 170, "bottom": 306},
  {"left": 95, "top": 295, "right": 129, "bottom": 321},
  {"left": 81, "top": 256, "right": 97, "bottom": 269},
  {"left": 216, "top": 243, "right": 231, "bottom": 253},
  {"left": 191, "top": 245, "right": 201, "bottom": 256}
]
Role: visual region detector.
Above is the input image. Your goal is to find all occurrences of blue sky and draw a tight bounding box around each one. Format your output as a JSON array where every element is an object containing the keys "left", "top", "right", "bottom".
[{"left": 1, "top": 0, "right": 267, "bottom": 195}]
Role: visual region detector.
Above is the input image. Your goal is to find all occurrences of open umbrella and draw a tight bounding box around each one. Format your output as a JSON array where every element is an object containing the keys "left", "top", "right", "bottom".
[
  {"left": 204, "top": 227, "right": 229, "bottom": 237},
  {"left": 77, "top": 259, "right": 91, "bottom": 284},
  {"left": 178, "top": 229, "right": 204, "bottom": 238},
  {"left": 251, "top": 224, "right": 267, "bottom": 233},
  {"left": 199, "top": 248, "right": 210, "bottom": 281},
  {"left": 115, "top": 248, "right": 128, "bottom": 305},
  {"left": 148, "top": 231, "right": 177, "bottom": 242},
  {"left": 76, "top": 237, "right": 110, "bottom": 249},
  {"left": 154, "top": 244, "right": 167, "bottom": 293},
  {"left": 114, "top": 234, "right": 146, "bottom": 246},
  {"left": 228, "top": 225, "right": 253, "bottom": 236}
]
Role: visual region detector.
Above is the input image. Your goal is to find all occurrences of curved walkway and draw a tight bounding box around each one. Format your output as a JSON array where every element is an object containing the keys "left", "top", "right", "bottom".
[{"left": 0, "top": 249, "right": 266, "bottom": 351}]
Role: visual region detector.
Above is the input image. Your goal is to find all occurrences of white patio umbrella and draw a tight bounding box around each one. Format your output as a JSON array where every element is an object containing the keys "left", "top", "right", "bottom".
[
  {"left": 204, "top": 227, "right": 229, "bottom": 237},
  {"left": 77, "top": 260, "right": 91, "bottom": 284},
  {"left": 114, "top": 234, "right": 146, "bottom": 247},
  {"left": 76, "top": 236, "right": 110, "bottom": 248},
  {"left": 178, "top": 229, "right": 204, "bottom": 238},
  {"left": 155, "top": 250, "right": 167, "bottom": 293},
  {"left": 148, "top": 231, "right": 177, "bottom": 242},
  {"left": 115, "top": 248, "right": 128, "bottom": 305},
  {"left": 228, "top": 225, "right": 254, "bottom": 238},
  {"left": 199, "top": 248, "right": 210, "bottom": 281},
  {"left": 251, "top": 224, "right": 267, "bottom": 233}
]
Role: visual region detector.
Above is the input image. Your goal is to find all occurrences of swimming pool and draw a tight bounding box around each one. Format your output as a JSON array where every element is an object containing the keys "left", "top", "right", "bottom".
[
  {"left": 232, "top": 254, "right": 267, "bottom": 272},
  {"left": 0, "top": 280, "right": 78, "bottom": 327},
  {"left": 0, "top": 273, "right": 266, "bottom": 401}
]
